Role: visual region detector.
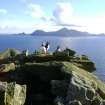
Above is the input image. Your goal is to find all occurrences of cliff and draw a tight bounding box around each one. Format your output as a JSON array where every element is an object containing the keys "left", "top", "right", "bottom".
[{"left": 0, "top": 49, "right": 104, "bottom": 105}]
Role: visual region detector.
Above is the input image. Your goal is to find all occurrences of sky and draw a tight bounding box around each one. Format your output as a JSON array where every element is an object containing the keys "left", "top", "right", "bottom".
[{"left": 0, "top": 0, "right": 105, "bottom": 34}]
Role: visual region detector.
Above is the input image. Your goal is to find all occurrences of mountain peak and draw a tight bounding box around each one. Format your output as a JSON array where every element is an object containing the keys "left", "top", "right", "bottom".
[
  {"left": 58, "top": 28, "right": 70, "bottom": 32},
  {"left": 31, "top": 28, "right": 91, "bottom": 36}
]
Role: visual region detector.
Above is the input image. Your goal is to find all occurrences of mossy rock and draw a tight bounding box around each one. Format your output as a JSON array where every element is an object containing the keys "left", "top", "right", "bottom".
[
  {"left": 0, "top": 63, "right": 15, "bottom": 73},
  {"left": 0, "top": 82, "right": 26, "bottom": 105},
  {"left": 0, "top": 49, "right": 21, "bottom": 59},
  {"left": 62, "top": 62, "right": 105, "bottom": 104},
  {"left": 19, "top": 61, "right": 105, "bottom": 105},
  {"left": 18, "top": 54, "right": 72, "bottom": 63},
  {"left": 72, "top": 61, "right": 96, "bottom": 72},
  {"left": 0, "top": 48, "right": 103, "bottom": 105}
]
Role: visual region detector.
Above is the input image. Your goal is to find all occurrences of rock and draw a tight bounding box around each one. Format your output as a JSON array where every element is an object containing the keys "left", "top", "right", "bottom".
[
  {"left": 66, "top": 74, "right": 96, "bottom": 104},
  {"left": 0, "top": 81, "right": 26, "bottom": 105},
  {"left": 68, "top": 100, "right": 82, "bottom": 105},
  {"left": 54, "top": 96, "right": 65, "bottom": 105},
  {"left": 102, "top": 100, "right": 105, "bottom": 105},
  {"left": 17, "top": 61, "right": 105, "bottom": 105},
  {"left": 0, "top": 48, "right": 104, "bottom": 105},
  {"left": 0, "top": 63, "right": 15, "bottom": 73},
  {"left": 0, "top": 49, "right": 21, "bottom": 59},
  {"left": 63, "top": 48, "right": 76, "bottom": 56},
  {"left": 51, "top": 80, "right": 69, "bottom": 96},
  {"left": 91, "top": 96, "right": 102, "bottom": 105},
  {"left": 72, "top": 59, "right": 96, "bottom": 72},
  {"left": 62, "top": 62, "right": 105, "bottom": 105}
]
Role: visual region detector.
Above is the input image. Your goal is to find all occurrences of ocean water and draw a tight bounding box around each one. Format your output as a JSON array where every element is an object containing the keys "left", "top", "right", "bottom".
[{"left": 0, "top": 35, "right": 105, "bottom": 82}]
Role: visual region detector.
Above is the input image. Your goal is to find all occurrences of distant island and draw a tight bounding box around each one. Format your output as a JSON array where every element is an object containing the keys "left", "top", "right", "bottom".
[
  {"left": 25, "top": 28, "right": 105, "bottom": 37},
  {"left": 30, "top": 28, "right": 91, "bottom": 37},
  {"left": 1, "top": 28, "right": 105, "bottom": 37}
]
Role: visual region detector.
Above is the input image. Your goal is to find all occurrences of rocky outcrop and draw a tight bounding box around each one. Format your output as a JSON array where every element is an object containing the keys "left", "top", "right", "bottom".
[
  {"left": 0, "top": 81, "right": 26, "bottom": 105},
  {"left": 50, "top": 62, "right": 105, "bottom": 105},
  {"left": 8, "top": 61, "right": 104, "bottom": 105},
  {"left": 64, "top": 63, "right": 104, "bottom": 105},
  {"left": 0, "top": 48, "right": 104, "bottom": 105}
]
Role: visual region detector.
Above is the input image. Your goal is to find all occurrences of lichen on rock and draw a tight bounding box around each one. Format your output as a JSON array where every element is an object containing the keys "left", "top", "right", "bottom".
[{"left": 0, "top": 81, "right": 26, "bottom": 105}]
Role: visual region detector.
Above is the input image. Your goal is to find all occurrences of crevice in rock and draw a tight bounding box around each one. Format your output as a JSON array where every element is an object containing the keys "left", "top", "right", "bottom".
[
  {"left": 14, "top": 63, "right": 69, "bottom": 105},
  {"left": 24, "top": 72, "right": 56, "bottom": 105}
]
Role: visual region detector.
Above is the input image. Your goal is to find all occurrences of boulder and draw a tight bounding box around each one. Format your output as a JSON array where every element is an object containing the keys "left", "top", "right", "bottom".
[
  {"left": 0, "top": 81, "right": 26, "bottom": 105},
  {"left": 0, "top": 63, "right": 15, "bottom": 73},
  {"left": 0, "top": 49, "right": 21, "bottom": 59}
]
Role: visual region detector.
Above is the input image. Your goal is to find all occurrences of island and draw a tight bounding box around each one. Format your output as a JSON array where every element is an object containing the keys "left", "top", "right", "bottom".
[
  {"left": 0, "top": 48, "right": 105, "bottom": 105},
  {"left": 1, "top": 28, "right": 105, "bottom": 37}
]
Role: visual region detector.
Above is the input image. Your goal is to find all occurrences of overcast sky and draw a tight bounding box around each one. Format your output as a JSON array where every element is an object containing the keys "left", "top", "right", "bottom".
[{"left": 0, "top": 0, "right": 105, "bottom": 33}]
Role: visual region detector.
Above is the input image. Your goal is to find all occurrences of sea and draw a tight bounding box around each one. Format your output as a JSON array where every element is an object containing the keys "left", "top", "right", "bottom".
[{"left": 0, "top": 35, "right": 105, "bottom": 82}]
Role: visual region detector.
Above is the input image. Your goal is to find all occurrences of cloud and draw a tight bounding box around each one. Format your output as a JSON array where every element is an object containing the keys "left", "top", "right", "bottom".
[
  {"left": 0, "top": 19, "right": 36, "bottom": 33},
  {"left": 0, "top": 18, "right": 59, "bottom": 33},
  {"left": 1, "top": 15, "right": 105, "bottom": 34},
  {"left": 0, "top": 1, "right": 105, "bottom": 34},
  {"left": 52, "top": 2, "right": 105, "bottom": 34},
  {"left": 53, "top": 2, "right": 73, "bottom": 25},
  {"left": 66, "top": 15, "right": 105, "bottom": 34},
  {"left": 0, "top": 9, "right": 7, "bottom": 15},
  {"left": 27, "top": 3, "right": 45, "bottom": 19},
  {"left": 85, "top": 15, "right": 105, "bottom": 34}
]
